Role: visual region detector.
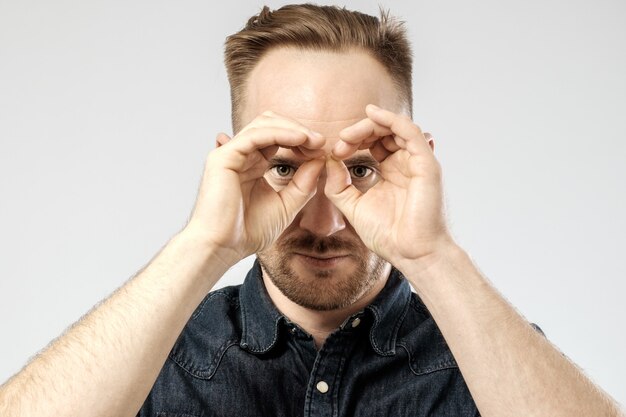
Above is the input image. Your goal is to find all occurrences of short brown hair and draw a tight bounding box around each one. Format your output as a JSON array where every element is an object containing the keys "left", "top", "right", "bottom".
[{"left": 224, "top": 4, "right": 413, "bottom": 132}]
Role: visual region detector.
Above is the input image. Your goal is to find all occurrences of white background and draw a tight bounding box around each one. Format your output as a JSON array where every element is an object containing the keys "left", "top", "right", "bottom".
[{"left": 1, "top": 0, "right": 624, "bottom": 405}]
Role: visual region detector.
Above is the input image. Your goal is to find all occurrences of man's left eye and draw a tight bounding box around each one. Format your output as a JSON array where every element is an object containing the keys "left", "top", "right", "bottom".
[
  {"left": 348, "top": 165, "right": 373, "bottom": 178},
  {"left": 271, "top": 165, "right": 295, "bottom": 177}
]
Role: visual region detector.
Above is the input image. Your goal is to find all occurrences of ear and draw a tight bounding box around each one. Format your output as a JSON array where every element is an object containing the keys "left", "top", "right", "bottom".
[
  {"left": 215, "top": 132, "right": 232, "bottom": 148},
  {"left": 424, "top": 132, "right": 435, "bottom": 152}
]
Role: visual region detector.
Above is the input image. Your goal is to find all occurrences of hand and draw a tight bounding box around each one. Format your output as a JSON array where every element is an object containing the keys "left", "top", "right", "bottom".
[
  {"left": 324, "top": 104, "right": 454, "bottom": 269},
  {"left": 185, "top": 111, "right": 326, "bottom": 267}
]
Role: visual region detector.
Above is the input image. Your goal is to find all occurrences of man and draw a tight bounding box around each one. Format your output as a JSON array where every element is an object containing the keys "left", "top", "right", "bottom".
[{"left": 0, "top": 4, "right": 622, "bottom": 417}]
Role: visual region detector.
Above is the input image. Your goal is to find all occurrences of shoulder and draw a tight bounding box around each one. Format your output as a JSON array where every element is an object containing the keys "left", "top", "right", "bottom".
[
  {"left": 189, "top": 285, "right": 241, "bottom": 321},
  {"left": 168, "top": 284, "right": 243, "bottom": 379}
]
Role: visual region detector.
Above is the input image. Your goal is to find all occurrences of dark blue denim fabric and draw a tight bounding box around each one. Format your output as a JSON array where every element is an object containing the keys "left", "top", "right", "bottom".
[{"left": 137, "top": 260, "right": 481, "bottom": 416}]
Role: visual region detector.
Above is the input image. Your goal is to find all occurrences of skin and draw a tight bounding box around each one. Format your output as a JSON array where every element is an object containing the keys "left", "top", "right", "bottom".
[
  {"left": 0, "top": 46, "right": 623, "bottom": 417},
  {"left": 205, "top": 47, "right": 624, "bottom": 416},
  {"left": 232, "top": 47, "right": 431, "bottom": 346}
]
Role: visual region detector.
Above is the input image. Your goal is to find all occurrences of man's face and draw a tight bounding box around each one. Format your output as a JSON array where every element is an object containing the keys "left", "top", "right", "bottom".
[{"left": 242, "top": 47, "right": 406, "bottom": 311}]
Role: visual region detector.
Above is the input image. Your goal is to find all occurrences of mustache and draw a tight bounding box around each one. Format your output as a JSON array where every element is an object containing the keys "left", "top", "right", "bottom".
[{"left": 280, "top": 232, "right": 360, "bottom": 254}]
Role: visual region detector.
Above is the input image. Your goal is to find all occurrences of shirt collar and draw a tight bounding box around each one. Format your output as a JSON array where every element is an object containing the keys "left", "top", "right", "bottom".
[
  {"left": 239, "top": 260, "right": 285, "bottom": 354},
  {"left": 239, "top": 259, "right": 412, "bottom": 356}
]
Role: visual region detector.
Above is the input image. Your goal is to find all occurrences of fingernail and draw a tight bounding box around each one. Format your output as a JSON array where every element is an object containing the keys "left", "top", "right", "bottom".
[
  {"left": 310, "top": 130, "right": 323, "bottom": 138},
  {"left": 367, "top": 104, "right": 381, "bottom": 111}
]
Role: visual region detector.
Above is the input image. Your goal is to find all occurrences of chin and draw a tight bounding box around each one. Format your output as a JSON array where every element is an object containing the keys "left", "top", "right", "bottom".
[{"left": 258, "top": 247, "right": 388, "bottom": 311}]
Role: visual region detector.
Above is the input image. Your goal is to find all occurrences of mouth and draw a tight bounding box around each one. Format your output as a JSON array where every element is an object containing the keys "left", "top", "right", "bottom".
[{"left": 293, "top": 252, "right": 351, "bottom": 268}]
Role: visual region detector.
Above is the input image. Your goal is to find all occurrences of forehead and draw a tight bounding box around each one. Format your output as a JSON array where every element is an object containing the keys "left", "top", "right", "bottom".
[{"left": 242, "top": 47, "right": 405, "bottom": 148}]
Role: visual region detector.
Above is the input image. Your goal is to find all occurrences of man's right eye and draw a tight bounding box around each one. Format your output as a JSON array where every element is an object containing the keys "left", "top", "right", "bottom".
[{"left": 270, "top": 165, "right": 296, "bottom": 178}]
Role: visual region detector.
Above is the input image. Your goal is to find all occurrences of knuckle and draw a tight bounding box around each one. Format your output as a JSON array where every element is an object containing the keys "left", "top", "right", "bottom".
[
  {"left": 401, "top": 114, "right": 420, "bottom": 129},
  {"left": 248, "top": 113, "right": 269, "bottom": 126},
  {"left": 239, "top": 126, "right": 260, "bottom": 139},
  {"left": 207, "top": 146, "right": 222, "bottom": 162}
]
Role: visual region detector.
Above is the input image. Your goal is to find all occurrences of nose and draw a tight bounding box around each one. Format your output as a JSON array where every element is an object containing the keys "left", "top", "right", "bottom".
[{"left": 297, "top": 178, "right": 346, "bottom": 237}]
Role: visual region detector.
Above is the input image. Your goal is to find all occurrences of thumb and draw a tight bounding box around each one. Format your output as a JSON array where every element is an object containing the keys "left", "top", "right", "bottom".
[
  {"left": 323, "top": 157, "right": 362, "bottom": 222},
  {"left": 278, "top": 158, "right": 325, "bottom": 215}
]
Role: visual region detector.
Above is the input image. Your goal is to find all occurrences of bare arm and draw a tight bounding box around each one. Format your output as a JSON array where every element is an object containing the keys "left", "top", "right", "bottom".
[
  {"left": 0, "top": 230, "right": 228, "bottom": 417},
  {"left": 325, "top": 104, "right": 624, "bottom": 416},
  {"left": 0, "top": 111, "right": 326, "bottom": 417},
  {"left": 401, "top": 244, "right": 625, "bottom": 417}
]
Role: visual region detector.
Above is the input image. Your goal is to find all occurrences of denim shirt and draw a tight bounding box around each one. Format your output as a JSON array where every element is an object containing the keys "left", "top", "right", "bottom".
[{"left": 137, "top": 260, "right": 481, "bottom": 417}]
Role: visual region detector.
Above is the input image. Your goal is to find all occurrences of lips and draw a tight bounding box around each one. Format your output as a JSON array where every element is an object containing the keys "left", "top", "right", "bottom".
[
  {"left": 294, "top": 252, "right": 349, "bottom": 260},
  {"left": 293, "top": 252, "right": 351, "bottom": 269}
]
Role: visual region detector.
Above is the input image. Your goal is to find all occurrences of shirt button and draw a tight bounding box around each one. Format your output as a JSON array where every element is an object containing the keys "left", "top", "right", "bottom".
[
  {"left": 290, "top": 327, "right": 297, "bottom": 334},
  {"left": 316, "top": 380, "right": 329, "bottom": 393},
  {"left": 351, "top": 317, "right": 361, "bottom": 328}
]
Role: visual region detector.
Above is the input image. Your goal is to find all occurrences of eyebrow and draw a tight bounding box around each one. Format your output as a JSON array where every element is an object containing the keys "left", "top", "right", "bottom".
[
  {"left": 267, "top": 156, "right": 304, "bottom": 167},
  {"left": 267, "top": 154, "right": 379, "bottom": 167},
  {"left": 343, "top": 154, "right": 379, "bottom": 167}
]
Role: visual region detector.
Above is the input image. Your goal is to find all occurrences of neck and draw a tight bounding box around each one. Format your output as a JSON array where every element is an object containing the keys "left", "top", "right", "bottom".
[{"left": 262, "top": 263, "right": 392, "bottom": 349}]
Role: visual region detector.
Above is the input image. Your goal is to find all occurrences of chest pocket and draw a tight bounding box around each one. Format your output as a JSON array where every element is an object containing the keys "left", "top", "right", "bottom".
[
  {"left": 168, "top": 291, "right": 241, "bottom": 380},
  {"left": 396, "top": 305, "right": 459, "bottom": 376}
]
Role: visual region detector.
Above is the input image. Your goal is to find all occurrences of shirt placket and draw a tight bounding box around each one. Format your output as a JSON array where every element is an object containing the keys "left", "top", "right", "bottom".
[{"left": 303, "top": 315, "right": 363, "bottom": 417}]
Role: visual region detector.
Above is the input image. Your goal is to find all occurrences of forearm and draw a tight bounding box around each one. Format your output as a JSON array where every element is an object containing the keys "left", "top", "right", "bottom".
[
  {"left": 399, "top": 244, "right": 624, "bottom": 417},
  {"left": 0, "top": 229, "right": 230, "bottom": 417}
]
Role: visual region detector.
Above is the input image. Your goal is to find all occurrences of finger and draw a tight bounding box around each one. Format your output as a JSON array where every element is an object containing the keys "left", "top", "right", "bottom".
[
  {"left": 323, "top": 157, "right": 363, "bottom": 223},
  {"left": 332, "top": 118, "right": 392, "bottom": 159},
  {"left": 335, "top": 128, "right": 405, "bottom": 161},
  {"left": 229, "top": 127, "right": 316, "bottom": 156},
  {"left": 259, "top": 145, "right": 279, "bottom": 161},
  {"left": 298, "top": 147, "right": 327, "bottom": 158},
  {"left": 369, "top": 139, "right": 394, "bottom": 162},
  {"left": 260, "top": 144, "right": 324, "bottom": 163},
  {"left": 339, "top": 118, "right": 392, "bottom": 144},
  {"left": 291, "top": 146, "right": 307, "bottom": 160},
  {"left": 240, "top": 110, "right": 326, "bottom": 150},
  {"left": 278, "top": 158, "right": 325, "bottom": 214},
  {"left": 334, "top": 113, "right": 415, "bottom": 159},
  {"left": 365, "top": 104, "right": 432, "bottom": 156},
  {"left": 382, "top": 135, "right": 402, "bottom": 153},
  {"left": 332, "top": 140, "right": 361, "bottom": 159}
]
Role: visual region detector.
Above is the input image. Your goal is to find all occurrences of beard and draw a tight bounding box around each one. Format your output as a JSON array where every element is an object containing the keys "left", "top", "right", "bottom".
[{"left": 257, "top": 231, "right": 387, "bottom": 311}]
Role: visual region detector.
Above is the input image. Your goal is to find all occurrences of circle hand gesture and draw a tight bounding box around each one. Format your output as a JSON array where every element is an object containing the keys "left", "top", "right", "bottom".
[
  {"left": 186, "top": 111, "right": 326, "bottom": 266},
  {"left": 324, "top": 105, "right": 453, "bottom": 270}
]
